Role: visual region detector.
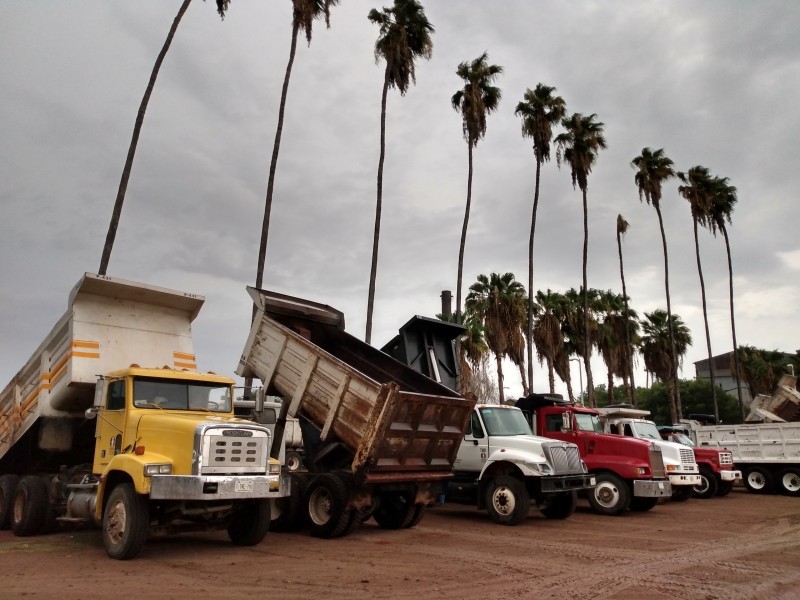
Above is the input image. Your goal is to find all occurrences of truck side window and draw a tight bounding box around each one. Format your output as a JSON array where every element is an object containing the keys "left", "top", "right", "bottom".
[
  {"left": 469, "top": 412, "right": 485, "bottom": 439},
  {"left": 545, "top": 414, "right": 562, "bottom": 432},
  {"left": 107, "top": 380, "right": 126, "bottom": 411},
  {"left": 624, "top": 424, "right": 635, "bottom": 437}
]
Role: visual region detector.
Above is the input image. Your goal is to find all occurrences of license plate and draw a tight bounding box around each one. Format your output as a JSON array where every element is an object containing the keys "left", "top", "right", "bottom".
[{"left": 235, "top": 480, "right": 254, "bottom": 493}]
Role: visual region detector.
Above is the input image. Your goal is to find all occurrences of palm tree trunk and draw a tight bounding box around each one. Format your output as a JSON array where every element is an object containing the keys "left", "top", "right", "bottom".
[
  {"left": 456, "top": 142, "right": 474, "bottom": 325},
  {"left": 547, "top": 357, "right": 555, "bottom": 394},
  {"left": 581, "top": 187, "right": 595, "bottom": 406},
  {"left": 365, "top": 71, "right": 390, "bottom": 344},
  {"left": 655, "top": 203, "right": 680, "bottom": 422},
  {"left": 255, "top": 19, "right": 300, "bottom": 290},
  {"left": 721, "top": 224, "right": 745, "bottom": 420},
  {"left": 517, "top": 363, "right": 528, "bottom": 399},
  {"left": 496, "top": 353, "right": 505, "bottom": 404},
  {"left": 99, "top": 0, "right": 192, "bottom": 276},
  {"left": 565, "top": 377, "right": 575, "bottom": 404},
  {"left": 617, "top": 229, "right": 636, "bottom": 404},
  {"left": 527, "top": 158, "right": 542, "bottom": 390},
  {"left": 693, "top": 219, "right": 718, "bottom": 421}
]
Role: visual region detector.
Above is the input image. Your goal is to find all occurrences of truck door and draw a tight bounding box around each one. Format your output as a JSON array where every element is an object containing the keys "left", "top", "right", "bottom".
[
  {"left": 93, "top": 378, "right": 128, "bottom": 472},
  {"left": 456, "top": 411, "right": 488, "bottom": 472}
]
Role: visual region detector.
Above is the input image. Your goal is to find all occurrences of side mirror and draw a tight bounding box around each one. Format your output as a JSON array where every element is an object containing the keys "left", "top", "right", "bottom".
[
  {"left": 254, "top": 387, "right": 265, "bottom": 414},
  {"left": 561, "top": 411, "right": 572, "bottom": 432},
  {"left": 85, "top": 406, "right": 99, "bottom": 420}
]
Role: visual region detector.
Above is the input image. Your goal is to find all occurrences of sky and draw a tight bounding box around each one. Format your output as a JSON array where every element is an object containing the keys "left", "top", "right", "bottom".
[{"left": 2, "top": 1, "right": 800, "bottom": 401}]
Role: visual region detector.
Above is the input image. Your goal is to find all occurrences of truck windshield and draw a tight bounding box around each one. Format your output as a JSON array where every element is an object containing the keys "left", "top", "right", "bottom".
[
  {"left": 479, "top": 407, "right": 532, "bottom": 436},
  {"left": 634, "top": 422, "right": 662, "bottom": 440},
  {"left": 133, "top": 377, "right": 232, "bottom": 412},
  {"left": 671, "top": 432, "right": 695, "bottom": 447},
  {"left": 574, "top": 413, "right": 603, "bottom": 432}
]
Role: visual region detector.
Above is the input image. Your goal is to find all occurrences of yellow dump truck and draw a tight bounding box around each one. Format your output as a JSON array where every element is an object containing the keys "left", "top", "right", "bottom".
[{"left": 0, "top": 273, "right": 288, "bottom": 559}]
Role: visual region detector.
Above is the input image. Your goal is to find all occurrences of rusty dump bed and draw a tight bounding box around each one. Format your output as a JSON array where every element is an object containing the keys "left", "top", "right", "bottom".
[{"left": 237, "top": 288, "right": 475, "bottom": 484}]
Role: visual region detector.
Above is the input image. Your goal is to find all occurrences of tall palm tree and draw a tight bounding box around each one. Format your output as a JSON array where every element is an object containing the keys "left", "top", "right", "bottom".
[
  {"left": 631, "top": 147, "right": 679, "bottom": 417},
  {"left": 616, "top": 214, "right": 637, "bottom": 404},
  {"left": 554, "top": 113, "right": 606, "bottom": 406},
  {"left": 708, "top": 177, "right": 744, "bottom": 418},
  {"left": 595, "top": 290, "right": 631, "bottom": 403},
  {"left": 561, "top": 287, "right": 600, "bottom": 406},
  {"left": 438, "top": 310, "right": 488, "bottom": 398},
  {"left": 465, "top": 272, "right": 526, "bottom": 404},
  {"left": 678, "top": 165, "right": 719, "bottom": 421},
  {"left": 532, "top": 290, "right": 572, "bottom": 398},
  {"left": 255, "top": 0, "right": 339, "bottom": 292},
  {"left": 514, "top": 84, "right": 566, "bottom": 391},
  {"left": 641, "top": 309, "right": 692, "bottom": 423},
  {"left": 99, "top": 0, "right": 231, "bottom": 275},
  {"left": 451, "top": 53, "right": 503, "bottom": 324},
  {"left": 364, "top": 0, "right": 434, "bottom": 344}
]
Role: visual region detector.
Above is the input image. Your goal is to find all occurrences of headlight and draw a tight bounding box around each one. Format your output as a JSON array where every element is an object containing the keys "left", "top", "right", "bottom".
[
  {"left": 666, "top": 465, "right": 678, "bottom": 472},
  {"left": 636, "top": 467, "right": 648, "bottom": 475},
  {"left": 144, "top": 463, "right": 173, "bottom": 476},
  {"left": 526, "top": 462, "right": 553, "bottom": 475},
  {"left": 268, "top": 459, "right": 281, "bottom": 474}
]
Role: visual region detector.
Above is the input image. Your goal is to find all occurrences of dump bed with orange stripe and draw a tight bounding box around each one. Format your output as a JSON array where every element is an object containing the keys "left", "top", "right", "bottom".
[{"left": 0, "top": 273, "right": 205, "bottom": 464}]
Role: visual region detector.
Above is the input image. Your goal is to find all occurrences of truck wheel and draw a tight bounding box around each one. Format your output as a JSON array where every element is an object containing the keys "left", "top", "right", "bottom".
[
  {"left": 102, "top": 483, "right": 150, "bottom": 560},
  {"left": 692, "top": 467, "right": 719, "bottom": 499},
  {"left": 304, "top": 473, "right": 352, "bottom": 538},
  {"left": 405, "top": 503, "right": 426, "bottom": 528},
  {"left": 373, "top": 493, "right": 416, "bottom": 529},
  {"left": 270, "top": 472, "right": 307, "bottom": 532},
  {"left": 11, "top": 476, "right": 50, "bottom": 537},
  {"left": 716, "top": 481, "right": 734, "bottom": 497},
  {"left": 0, "top": 474, "right": 19, "bottom": 530},
  {"left": 540, "top": 491, "right": 577, "bottom": 520},
  {"left": 228, "top": 499, "right": 271, "bottom": 546},
  {"left": 778, "top": 468, "right": 800, "bottom": 496},
  {"left": 671, "top": 486, "right": 692, "bottom": 502},
  {"left": 484, "top": 475, "right": 530, "bottom": 525},
  {"left": 285, "top": 451, "right": 303, "bottom": 473},
  {"left": 587, "top": 473, "right": 630, "bottom": 516},
  {"left": 743, "top": 467, "right": 774, "bottom": 494},
  {"left": 629, "top": 497, "right": 657, "bottom": 512}
]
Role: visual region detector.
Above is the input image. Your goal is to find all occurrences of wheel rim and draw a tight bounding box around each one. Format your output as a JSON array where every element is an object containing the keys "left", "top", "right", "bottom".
[
  {"left": 490, "top": 486, "right": 516, "bottom": 516},
  {"left": 694, "top": 475, "right": 710, "bottom": 495},
  {"left": 747, "top": 471, "right": 766, "bottom": 490},
  {"left": 308, "top": 487, "right": 333, "bottom": 526},
  {"left": 105, "top": 499, "right": 127, "bottom": 545},
  {"left": 286, "top": 455, "right": 300, "bottom": 472},
  {"left": 782, "top": 472, "right": 800, "bottom": 493},
  {"left": 595, "top": 481, "right": 619, "bottom": 508}
]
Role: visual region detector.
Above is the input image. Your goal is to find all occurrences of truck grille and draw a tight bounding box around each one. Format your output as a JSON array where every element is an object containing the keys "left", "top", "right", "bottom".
[
  {"left": 719, "top": 451, "right": 733, "bottom": 466},
  {"left": 679, "top": 447, "right": 696, "bottom": 467},
  {"left": 649, "top": 445, "right": 666, "bottom": 479},
  {"left": 198, "top": 426, "right": 270, "bottom": 475},
  {"left": 543, "top": 442, "right": 584, "bottom": 475}
]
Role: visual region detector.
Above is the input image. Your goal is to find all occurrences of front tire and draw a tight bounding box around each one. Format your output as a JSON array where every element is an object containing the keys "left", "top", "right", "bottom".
[
  {"left": 0, "top": 474, "right": 20, "bottom": 530},
  {"left": 778, "top": 468, "right": 800, "bottom": 496},
  {"left": 629, "top": 497, "right": 658, "bottom": 512},
  {"left": 270, "top": 472, "right": 307, "bottom": 532},
  {"left": 228, "top": 500, "right": 271, "bottom": 546},
  {"left": 285, "top": 451, "right": 303, "bottom": 473},
  {"left": 11, "top": 476, "right": 51, "bottom": 537},
  {"left": 692, "top": 467, "right": 719, "bottom": 499},
  {"left": 540, "top": 491, "right": 577, "bottom": 520},
  {"left": 671, "top": 486, "right": 693, "bottom": 502},
  {"left": 743, "top": 467, "right": 774, "bottom": 494},
  {"left": 304, "top": 473, "right": 352, "bottom": 538},
  {"left": 373, "top": 492, "right": 417, "bottom": 530},
  {"left": 102, "top": 483, "right": 149, "bottom": 560},
  {"left": 587, "top": 473, "right": 630, "bottom": 516},
  {"left": 484, "top": 475, "right": 530, "bottom": 525},
  {"left": 716, "top": 481, "right": 734, "bottom": 497}
]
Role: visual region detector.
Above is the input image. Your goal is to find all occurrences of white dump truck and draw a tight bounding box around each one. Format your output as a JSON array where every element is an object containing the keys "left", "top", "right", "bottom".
[
  {"left": 236, "top": 288, "right": 476, "bottom": 538},
  {"left": 0, "top": 273, "right": 288, "bottom": 559},
  {"left": 598, "top": 406, "right": 700, "bottom": 501},
  {"left": 681, "top": 419, "right": 800, "bottom": 496}
]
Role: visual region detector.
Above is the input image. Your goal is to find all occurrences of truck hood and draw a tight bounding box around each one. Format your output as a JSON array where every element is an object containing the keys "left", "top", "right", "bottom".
[{"left": 487, "top": 434, "right": 557, "bottom": 459}]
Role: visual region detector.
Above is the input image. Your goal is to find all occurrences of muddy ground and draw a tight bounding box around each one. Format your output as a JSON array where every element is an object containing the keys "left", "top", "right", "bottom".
[{"left": 2, "top": 488, "right": 799, "bottom": 600}]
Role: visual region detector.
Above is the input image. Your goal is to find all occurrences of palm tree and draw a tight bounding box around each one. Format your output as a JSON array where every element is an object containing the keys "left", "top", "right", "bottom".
[
  {"left": 631, "top": 147, "right": 679, "bottom": 416},
  {"left": 641, "top": 309, "right": 692, "bottom": 423},
  {"left": 678, "top": 165, "right": 719, "bottom": 421},
  {"left": 532, "top": 290, "right": 573, "bottom": 398},
  {"left": 554, "top": 113, "right": 607, "bottom": 406},
  {"left": 438, "top": 311, "right": 488, "bottom": 398},
  {"left": 708, "top": 177, "right": 745, "bottom": 419},
  {"left": 465, "top": 272, "right": 526, "bottom": 404},
  {"left": 364, "top": 0, "right": 434, "bottom": 344},
  {"left": 561, "top": 287, "right": 600, "bottom": 406},
  {"left": 255, "top": 0, "right": 339, "bottom": 292},
  {"left": 616, "top": 214, "right": 637, "bottom": 404},
  {"left": 99, "top": 0, "right": 232, "bottom": 275},
  {"left": 451, "top": 53, "right": 503, "bottom": 324},
  {"left": 514, "top": 84, "right": 566, "bottom": 391},
  {"left": 595, "top": 290, "right": 632, "bottom": 403}
]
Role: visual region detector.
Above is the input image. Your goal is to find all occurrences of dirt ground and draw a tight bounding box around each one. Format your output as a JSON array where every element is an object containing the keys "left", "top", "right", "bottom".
[{"left": 2, "top": 488, "right": 799, "bottom": 600}]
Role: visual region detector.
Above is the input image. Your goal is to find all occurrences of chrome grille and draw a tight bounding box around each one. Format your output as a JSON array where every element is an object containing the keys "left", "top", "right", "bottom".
[
  {"left": 719, "top": 451, "right": 733, "bottom": 465},
  {"left": 543, "top": 442, "right": 583, "bottom": 474},
  {"left": 199, "top": 426, "right": 270, "bottom": 475},
  {"left": 649, "top": 445, "right": 666, "bottom": 479},
  {"left": 679, "top": 447, "right": 695, "bottom": 467}
]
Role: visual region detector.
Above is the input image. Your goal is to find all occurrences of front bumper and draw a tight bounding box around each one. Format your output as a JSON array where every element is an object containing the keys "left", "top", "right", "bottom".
[
  {"left": 149, "top": 473, "right": 289, "bottom": 501},
  {"left": 539, "top": 474, "right": 596, "bottom": 493},
  {"left": 669, "top": 473, "right": 702, "bottom": 486},
  {"left": 720, "top": 469, "right": 742, "bottom": 482},
  {"left": 633, "top": 479, "right": 672, "bottom": 498}
]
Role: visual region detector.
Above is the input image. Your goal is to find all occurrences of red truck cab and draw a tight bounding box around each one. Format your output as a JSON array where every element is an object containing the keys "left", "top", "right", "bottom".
[{"left": 515, "top": 394, "right": 671, "bottom": 515}]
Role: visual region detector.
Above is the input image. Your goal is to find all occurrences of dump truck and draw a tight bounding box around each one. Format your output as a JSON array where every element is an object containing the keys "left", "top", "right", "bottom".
[
  {"left": 745, "top": 374, "right": 800, "bottom": 423},
  {"left": 597, "top": 405, "right": 701, "bottom": 501},
  {"left": 0, "top": 273, "right": 288, "bottom": 559},
  {"left": 236, "top": 288, "right": 475, "bottom": 538},
  {"left": 680, "top": 419, "right": 800, "bottom": 496}
]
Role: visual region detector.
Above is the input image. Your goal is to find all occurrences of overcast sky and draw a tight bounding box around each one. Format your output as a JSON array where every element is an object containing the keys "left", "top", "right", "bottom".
[{"left": 3, "top": 1, "right": 800, "bottom": 399}]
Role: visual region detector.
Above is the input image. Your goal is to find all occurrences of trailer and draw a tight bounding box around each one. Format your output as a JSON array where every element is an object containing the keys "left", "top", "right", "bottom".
[
  {"left": 236, "top": 288, "right": 475, "bottom": 538},
  {"left": 0, "top": 273, "right": 288, "bottom": 559}
]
